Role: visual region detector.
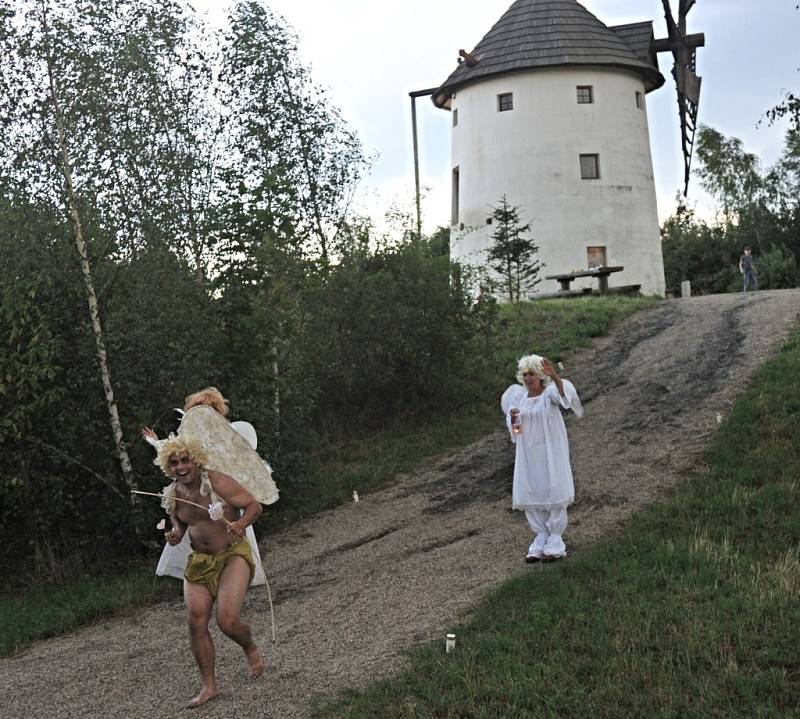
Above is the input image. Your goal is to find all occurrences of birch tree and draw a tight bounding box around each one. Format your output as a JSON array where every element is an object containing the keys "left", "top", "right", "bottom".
[
  {"left": 0, "top": 0, "right": 229, "bottom": 490},
  {"left": 0, "top": 0, "right": 368, "bottom": 509},
  {"left": 0, "top": 0, "right": 139, "bottom": 487}
]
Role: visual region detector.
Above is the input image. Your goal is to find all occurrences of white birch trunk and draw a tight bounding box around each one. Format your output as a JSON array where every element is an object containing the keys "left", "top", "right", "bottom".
[
  {"left": 40, "top": 0, "right": 136, "bottom": 492},
  {"left": 272, "top": 342, "right": 280, "bottom": 449}
]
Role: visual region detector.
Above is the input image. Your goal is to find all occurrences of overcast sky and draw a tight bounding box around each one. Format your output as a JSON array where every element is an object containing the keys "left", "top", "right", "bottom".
[{"left": 194, "top": 0, "right": 800, "bottom": 232}]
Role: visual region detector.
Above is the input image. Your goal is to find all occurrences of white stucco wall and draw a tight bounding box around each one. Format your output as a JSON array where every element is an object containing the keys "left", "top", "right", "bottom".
[{"left": 449, "top": 66, "right": 666, "bottom": 296}]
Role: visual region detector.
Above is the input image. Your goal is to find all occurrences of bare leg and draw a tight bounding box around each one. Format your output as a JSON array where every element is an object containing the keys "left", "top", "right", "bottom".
[
  {"left": 184, "top": 580, "right": 219, "bottom": 708},
  {"left": 216, "top": 556, "right": 265, "bottom": 678}
]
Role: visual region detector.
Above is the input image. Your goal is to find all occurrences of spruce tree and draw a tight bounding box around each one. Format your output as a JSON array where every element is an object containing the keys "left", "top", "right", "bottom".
[{"left": 486, "top": 196, "right": 543, "bottom": 302}]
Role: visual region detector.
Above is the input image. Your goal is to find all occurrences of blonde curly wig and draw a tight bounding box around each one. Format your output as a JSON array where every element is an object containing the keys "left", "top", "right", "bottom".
[
  {"left": 155, "top": 435, "right": 210, "bottom": 476},
  {"left": 515, "top": 354, "right": 552, "bottom": 386}
]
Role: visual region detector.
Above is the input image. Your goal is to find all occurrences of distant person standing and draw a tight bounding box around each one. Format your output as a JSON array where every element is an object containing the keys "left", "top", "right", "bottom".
[{"left": 739, "top": 247, "right": 758, "bottom": 292}]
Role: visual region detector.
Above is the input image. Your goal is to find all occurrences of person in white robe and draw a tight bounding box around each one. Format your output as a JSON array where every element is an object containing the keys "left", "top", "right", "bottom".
[{"left": 501, "top": 355, "right": 583, "bottom": 562}]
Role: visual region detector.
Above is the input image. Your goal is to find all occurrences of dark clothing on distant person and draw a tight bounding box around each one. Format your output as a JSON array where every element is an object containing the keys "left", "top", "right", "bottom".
[{"left": 740, "top": 252, "right": 757, "bottom": 292}]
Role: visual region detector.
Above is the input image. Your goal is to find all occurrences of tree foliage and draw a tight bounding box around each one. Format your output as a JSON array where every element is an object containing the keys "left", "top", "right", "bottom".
[
  {"left": 694, "top": 125, "right": 763, "bottom": 222},
  {"left": 0, "top": 0, "right": 495, "bottom": 579},
  {"left": 662, "top": 126, "right": 800, "bottom": 295},
  {"left": 765, "top": 4, "right": 799, "bottom": 131}
]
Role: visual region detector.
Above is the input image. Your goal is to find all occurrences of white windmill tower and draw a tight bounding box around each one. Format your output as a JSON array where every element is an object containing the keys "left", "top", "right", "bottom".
[{"left": 416, "top": 0, "right": 703, "bottom": 297}]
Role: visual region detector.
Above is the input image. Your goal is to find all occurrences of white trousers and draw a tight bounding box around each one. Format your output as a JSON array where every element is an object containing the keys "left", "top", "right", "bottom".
[{"left": 525, "top": 506, "right": 568, "bottom": 557}]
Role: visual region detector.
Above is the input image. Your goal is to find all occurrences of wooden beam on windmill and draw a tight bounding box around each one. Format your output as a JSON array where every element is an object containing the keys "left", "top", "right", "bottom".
[
  {"left": 653, "top": 0, "right": 704, "bottom": 196},
  {"left": 458, "top": 49, "right": 479, "bottom": 68}
]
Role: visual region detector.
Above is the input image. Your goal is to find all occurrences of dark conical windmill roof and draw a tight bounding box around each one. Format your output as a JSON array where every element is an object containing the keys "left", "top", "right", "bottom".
[{"left": 432, "top": 0, "right": 665, "bottom": 109}]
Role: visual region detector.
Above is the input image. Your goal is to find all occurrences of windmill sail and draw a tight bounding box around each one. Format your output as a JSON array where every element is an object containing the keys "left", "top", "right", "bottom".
[{"left": 659, "top": 0, "right": 703, "bottom": 195}]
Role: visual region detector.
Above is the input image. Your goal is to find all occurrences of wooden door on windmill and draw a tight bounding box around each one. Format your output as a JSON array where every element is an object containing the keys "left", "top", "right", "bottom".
[{"left": 587, "top": 246, "right": 607, "bottom": 268}]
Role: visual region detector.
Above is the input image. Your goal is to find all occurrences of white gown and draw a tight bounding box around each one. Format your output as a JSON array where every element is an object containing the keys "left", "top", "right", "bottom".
[
  {"left": 501, "top": 380, "right": 582, "bottom": 511},
  {"left": 149, "top": 412, "right": 275, "bottom": 585}
]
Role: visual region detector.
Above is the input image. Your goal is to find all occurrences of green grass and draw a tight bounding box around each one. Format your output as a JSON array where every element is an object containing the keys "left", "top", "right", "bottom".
[
  {"left": 315, "top": 327, "right": 800, "bottom": 718},
  {"left": 0, "top": 296, "right": 654, "bottom": 655},
  {"left": 493, "top": 294, "right": 659, "bottom": 367},
  {"left": 0, "top": 563, "right": 180, "bottom": 655}
]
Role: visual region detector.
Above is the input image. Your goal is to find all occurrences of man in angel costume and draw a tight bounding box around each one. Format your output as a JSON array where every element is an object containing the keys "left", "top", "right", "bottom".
[
  {"left": 143, "top": 388, "right": 279, "bottom": 707},
  {"left": 501, "top": 355, "right": 583, "bottom": 563},
  {"left": 143, "top": 388, "right": 278, "bottom": 585}
]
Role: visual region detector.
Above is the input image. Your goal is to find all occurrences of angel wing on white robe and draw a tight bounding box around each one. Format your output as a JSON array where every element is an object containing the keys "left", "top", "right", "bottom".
[
  {"left": 179, "top": 406, "right": 279, "bottom": 505},
  {"left": 501, "top": 384, "right": 528, "bottom": 416}
]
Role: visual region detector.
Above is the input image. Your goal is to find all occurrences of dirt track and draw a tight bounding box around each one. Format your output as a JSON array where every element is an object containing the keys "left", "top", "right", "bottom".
[{"left": 2, "top": 290, "right": 798, "bottom": 719}]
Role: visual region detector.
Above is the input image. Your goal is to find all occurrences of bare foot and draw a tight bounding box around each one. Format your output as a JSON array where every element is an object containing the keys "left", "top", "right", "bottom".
[
  {"left": 245, "top": 645, "right": 265, "bottom": 678},
  {"left": 187, "top": 686, "right": 218, "bottom": 709}
]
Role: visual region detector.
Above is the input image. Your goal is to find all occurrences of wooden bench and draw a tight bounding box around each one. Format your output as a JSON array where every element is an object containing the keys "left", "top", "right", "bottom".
[{"left": 545, "top": 266, "right": 625, "bottom": 295}]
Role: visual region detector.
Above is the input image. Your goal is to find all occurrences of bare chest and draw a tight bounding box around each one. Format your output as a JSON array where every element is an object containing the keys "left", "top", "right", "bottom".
[{"left": 174, "top": 489, "right": 212, "bottom": 525}]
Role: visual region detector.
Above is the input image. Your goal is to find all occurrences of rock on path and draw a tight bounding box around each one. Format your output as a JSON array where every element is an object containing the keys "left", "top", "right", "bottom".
[{"left": 2, "top": 290, "right": 798, "bottom": 719}]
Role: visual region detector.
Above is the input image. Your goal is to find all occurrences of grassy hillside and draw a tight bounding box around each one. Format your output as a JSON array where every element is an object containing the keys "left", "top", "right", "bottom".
[
  {"left": 316, "top": 327, "right": 800, "bottom": 718},
  {"left": 296, "top": 296, "right": 659, "bottom": 517}
]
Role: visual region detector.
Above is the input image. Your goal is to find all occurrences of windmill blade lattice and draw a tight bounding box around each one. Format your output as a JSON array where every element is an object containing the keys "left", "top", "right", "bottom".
[{"left": 658, "top": 0, "right": 703, "bottom": 196}]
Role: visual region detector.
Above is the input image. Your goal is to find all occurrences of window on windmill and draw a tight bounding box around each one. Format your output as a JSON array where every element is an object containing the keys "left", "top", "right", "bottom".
[
  {"left": 635, "top": 91, "right": 643, "bottom": 109},
  {"left": 576, "top": 85, "right": 593, "bottom": 104},
  {"left": 451, "top": 167, "right": 460, "bottom": 225},
  {"left": 579, "top": 154, "right": 600, "bottom": 180},
  {"left": 453, "top": 108, "right": 458, "bottom": 127},
  {"left": 497, "top": 92, "right": 513, "bottom": 112}
]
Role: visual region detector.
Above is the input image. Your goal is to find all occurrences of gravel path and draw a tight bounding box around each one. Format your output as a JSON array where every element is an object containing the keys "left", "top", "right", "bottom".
[{"left": 2, "top": 290, "right": 798, "bottom": 719}]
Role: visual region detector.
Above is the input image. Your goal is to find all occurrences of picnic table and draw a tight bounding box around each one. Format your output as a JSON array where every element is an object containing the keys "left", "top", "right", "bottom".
[{"left": 545, "top": 265, "right": 624, "bottom": 295}]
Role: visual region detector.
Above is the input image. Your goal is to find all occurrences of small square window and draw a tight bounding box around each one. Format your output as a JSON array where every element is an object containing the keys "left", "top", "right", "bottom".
[
  {"left": 579, "top": 154, "right": 600, "bottom": 180},
  {"left": 497, "top": 92, "right": 513, "bottom": 112},
  {"left": 635, "top": 91, "right": 643, "bottom": 109},
  {"left": 576, "top": 85, "right": 593, "bottom": 104},
  {"left": 452, "top": 108, "right": 458, "bottom": 127}
]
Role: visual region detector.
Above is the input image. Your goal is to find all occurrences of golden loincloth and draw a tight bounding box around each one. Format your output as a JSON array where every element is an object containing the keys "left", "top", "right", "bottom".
[{"left": 184, "top": 538, "right": 255, "bottom": 597}]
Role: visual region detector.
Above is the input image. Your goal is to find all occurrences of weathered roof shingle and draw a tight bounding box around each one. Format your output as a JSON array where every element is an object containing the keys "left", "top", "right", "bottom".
[{"left": 609, "top": 21, "right": 658, "bottom": 64}]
